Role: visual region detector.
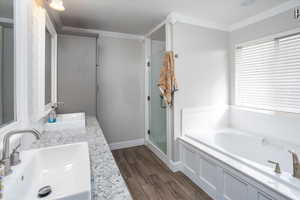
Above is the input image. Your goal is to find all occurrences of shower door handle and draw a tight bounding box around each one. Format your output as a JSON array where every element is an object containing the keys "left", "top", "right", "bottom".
[{"left": 160, "top": 95, "right": 166, "bottom": 109}]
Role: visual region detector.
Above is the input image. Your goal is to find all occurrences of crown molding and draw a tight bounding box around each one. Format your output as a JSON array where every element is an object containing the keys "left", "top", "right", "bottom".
[
  {"left": 229, "top": 0, "right": 300, "bottom": 31},
  {"left": 61, "top": 26, "right": 145, "bottom": 40},
  {"left": 145, "top": 19, "right": 168, "bottom": 37},
  {"left": 167, "top": 12, "right": 230, "bottom": 32},
  {"left": 155, "top": 1, "right": 300, "bottom": 33},
  {"left": 145, "top": 12, "right": 230, "bottom": 37}
]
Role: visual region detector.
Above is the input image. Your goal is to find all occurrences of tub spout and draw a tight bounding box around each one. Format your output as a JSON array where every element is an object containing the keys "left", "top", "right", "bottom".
[
  {"left": 289, "top": 150, "right": 300, "bottom": 179},
  {"left": 268, "top": 160, "right": 281, "bottom": 174}
]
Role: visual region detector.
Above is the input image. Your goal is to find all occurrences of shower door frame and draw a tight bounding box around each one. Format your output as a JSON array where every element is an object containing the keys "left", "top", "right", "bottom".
[{"left": 144, "top": 21, "right": 173, "bottom": 166}]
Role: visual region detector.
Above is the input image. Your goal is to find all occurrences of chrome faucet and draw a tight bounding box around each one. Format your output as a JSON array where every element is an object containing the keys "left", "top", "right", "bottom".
[
  {"left": 1, "top": 129, "right": 41, "bottom": 176},
  {"left": 289, "top": 150, "right": 300, "bottom": 179},
  {"left": 268, "top": 160, "right": 281, "bottom": 174}
]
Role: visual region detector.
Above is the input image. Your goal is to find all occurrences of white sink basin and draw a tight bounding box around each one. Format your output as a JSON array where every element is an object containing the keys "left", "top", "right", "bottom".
[
  {"left": 44, "top": 112, "right": 86, "bottom": 131},
  {"left": 3, "top": 142, "right": 91, "bottom": 200}
]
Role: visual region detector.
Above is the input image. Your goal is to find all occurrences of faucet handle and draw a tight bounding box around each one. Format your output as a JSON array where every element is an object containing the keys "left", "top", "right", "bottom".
[
  {"left": 12, "top": 143, "right": 21, "bottom": 153},
  {"left": 288, "top": 150, "right": 295, "bottom": 154},
  {"left": 53, "top": 102, "right": 64, "bottom": 109},
  {"left": 10, "top": 143, "right": 21, "bottom": 166},
  {"left": 289, "top": 150, "right": 299, "bottom": 163},
  {"left": 268, "top": 160, "right": 281, "bottom": 174}
]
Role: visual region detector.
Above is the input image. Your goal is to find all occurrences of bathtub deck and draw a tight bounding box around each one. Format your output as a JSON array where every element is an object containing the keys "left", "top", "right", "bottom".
[{"left": 112, "top": 145, "right": 213, "bottom": 200}]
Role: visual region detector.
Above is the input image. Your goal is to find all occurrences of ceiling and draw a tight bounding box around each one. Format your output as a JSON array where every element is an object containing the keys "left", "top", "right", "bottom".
[{"left": 57, "top": 0, "right": 291, "bottom": 35}]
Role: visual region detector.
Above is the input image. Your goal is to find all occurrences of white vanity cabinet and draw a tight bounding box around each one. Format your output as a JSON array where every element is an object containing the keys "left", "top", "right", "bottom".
[{"left": 179, "top": 139, "right": 290, "bottom": 200}]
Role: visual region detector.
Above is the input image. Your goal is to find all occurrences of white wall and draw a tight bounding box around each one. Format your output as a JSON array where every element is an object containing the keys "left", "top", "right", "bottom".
[
  {"left": 172, "top": 22, "right": 229, "bottom": 160},
  {"left": 0, "top": 26, "right": 2, "bottom": 124},
  {"left": 98, "top": 36, "right": 145, "bottom": 144},
  {"left": 57, "top": 35, "right": 97, "bottom": 116},
  {"left": 15, "top": 0, "right": 47, "bottom": 150},
  {"left": 229, "top": 9, "right": 300, "bottom": 146}
]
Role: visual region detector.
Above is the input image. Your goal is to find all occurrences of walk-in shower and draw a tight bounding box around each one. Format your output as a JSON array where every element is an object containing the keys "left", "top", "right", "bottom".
[{"left": 148, "top": 25, "right": 167, "bottom": 154}]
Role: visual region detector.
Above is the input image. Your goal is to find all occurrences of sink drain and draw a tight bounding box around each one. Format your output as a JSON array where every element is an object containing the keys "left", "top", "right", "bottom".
[{"left": 38, "top": 185, "right": 52, "bottom": 198}]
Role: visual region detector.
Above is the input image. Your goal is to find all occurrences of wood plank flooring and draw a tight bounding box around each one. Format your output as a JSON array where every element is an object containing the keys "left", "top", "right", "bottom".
[{"left": 112, "top": 145, "right": 213, "bottom": 200}]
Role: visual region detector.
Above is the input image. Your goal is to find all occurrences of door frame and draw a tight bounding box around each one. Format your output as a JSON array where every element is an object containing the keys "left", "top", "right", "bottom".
[{"left": 144, "top": 21, "right": 173, "bottom": 166}]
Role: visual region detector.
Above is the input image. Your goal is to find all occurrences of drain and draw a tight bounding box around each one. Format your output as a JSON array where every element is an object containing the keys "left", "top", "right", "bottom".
[{"left": 38, "top": 185, "right": 52, "bottom": 198}]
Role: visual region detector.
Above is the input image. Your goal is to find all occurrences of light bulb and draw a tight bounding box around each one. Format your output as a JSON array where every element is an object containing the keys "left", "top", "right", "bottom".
[{"left": 49, "top": 0, "right": 65, "bottom": 11}]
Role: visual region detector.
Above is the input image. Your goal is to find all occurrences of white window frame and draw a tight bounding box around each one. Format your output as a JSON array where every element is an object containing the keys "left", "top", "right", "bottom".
[{"left": 234, "top": 27, "right": 300, "bottom": 114}]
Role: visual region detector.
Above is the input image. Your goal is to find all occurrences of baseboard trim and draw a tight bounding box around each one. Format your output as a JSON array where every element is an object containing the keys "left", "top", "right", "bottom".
[
  {"left": 169, "top": 160, "right": 183, "bottom": 172},
  {"left": 145, "top": 139, "right": 169, "bottom": 164},
  {"left": 145, "top": 139, "right": 182, "bottom": 172},
  {"left": 111, "top": 138, "right": 182, "bottom": 172},
  {"left": 109, "top": 138, "right": 145, "bottom": 150}
]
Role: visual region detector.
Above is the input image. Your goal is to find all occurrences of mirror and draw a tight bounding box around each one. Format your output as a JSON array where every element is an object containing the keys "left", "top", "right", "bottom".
[
  {"left": 45, "top": 28, "right": 52, "bottom": 105},
  {"left": 0, "top": 0, "right": 15, "bottom": 126}
]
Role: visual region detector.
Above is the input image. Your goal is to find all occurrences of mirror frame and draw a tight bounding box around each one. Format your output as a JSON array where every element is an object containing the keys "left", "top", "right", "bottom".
[
  {"left": 0, "top": 0, "right": 28, "bottom": 135},
  {"left": 44, "top": 12, "right": 57, "bottom": 111},
  {"left": 31, "top": 6, "right": 57, "bottom": 121}
]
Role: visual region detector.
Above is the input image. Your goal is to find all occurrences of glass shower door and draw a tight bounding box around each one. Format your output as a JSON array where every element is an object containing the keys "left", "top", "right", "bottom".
[{"left": 149, "top": 25, "right": 167, "bottom": 154}]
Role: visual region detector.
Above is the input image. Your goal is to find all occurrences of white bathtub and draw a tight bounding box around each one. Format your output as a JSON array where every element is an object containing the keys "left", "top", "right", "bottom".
[{"left": 180, "top": 129, "right": 300, "bottom": 200}]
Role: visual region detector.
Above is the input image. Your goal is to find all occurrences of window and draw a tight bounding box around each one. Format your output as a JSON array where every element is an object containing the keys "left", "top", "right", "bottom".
[{"left": 235, "top": 32, "right": 300, "bottom": 113}]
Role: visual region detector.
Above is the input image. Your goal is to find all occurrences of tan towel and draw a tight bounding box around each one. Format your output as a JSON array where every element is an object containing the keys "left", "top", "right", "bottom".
[{"left": 158, "top": 51, "right": 178, "bottom": 105}]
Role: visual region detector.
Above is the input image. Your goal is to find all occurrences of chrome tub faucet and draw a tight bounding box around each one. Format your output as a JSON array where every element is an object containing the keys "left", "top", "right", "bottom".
[
  {"left": 289, "top": 150, "right": 300, "bottom": 179},
  {"left": 1, "top": 129, "right": 41, "bottom": 176}
]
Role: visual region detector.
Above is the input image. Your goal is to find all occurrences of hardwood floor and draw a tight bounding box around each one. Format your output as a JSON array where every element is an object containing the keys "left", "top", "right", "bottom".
[{"left": 112, "top": 145, "right": 213, "bottom": 200}]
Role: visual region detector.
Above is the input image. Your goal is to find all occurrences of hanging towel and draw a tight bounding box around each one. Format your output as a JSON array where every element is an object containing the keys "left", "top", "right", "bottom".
[{"left": 158, "top": 51, "right": 178, "bottom": 105}]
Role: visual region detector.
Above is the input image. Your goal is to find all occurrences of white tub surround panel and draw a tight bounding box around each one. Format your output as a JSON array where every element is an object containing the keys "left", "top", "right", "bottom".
[
  {"left": 179, "top": 137, "right": 299, "bottom": 200},
  {"left": 230, "top": 106, "right": 300, "bottom": 147},
  {"left": 179, "top": 107, "right": 300, "bottom": 200},
  {"left": 182, "top": 106, "right": 229, "bottom": 133},
  {"left": 185, "top": 130, "right": 300, "bottom": 189}
]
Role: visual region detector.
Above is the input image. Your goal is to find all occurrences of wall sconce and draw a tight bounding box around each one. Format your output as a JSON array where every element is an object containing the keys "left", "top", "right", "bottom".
[{"left": 48, "top": 0, "right": 65, "bottom": 11}]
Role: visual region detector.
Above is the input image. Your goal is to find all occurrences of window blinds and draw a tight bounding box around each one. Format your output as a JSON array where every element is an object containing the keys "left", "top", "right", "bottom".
[{"left": 235, "top": 33, "right": 300, "bottom": 113}]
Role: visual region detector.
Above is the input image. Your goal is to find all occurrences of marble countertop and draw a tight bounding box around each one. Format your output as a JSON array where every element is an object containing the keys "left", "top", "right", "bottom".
[{"left": 29, "top": 117, "right": 132, "bottom": 200}]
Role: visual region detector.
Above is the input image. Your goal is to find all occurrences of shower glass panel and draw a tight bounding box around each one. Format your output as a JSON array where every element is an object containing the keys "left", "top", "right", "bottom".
[{"left": 149, "top": 25, "right": 167, "bottom": 154}]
